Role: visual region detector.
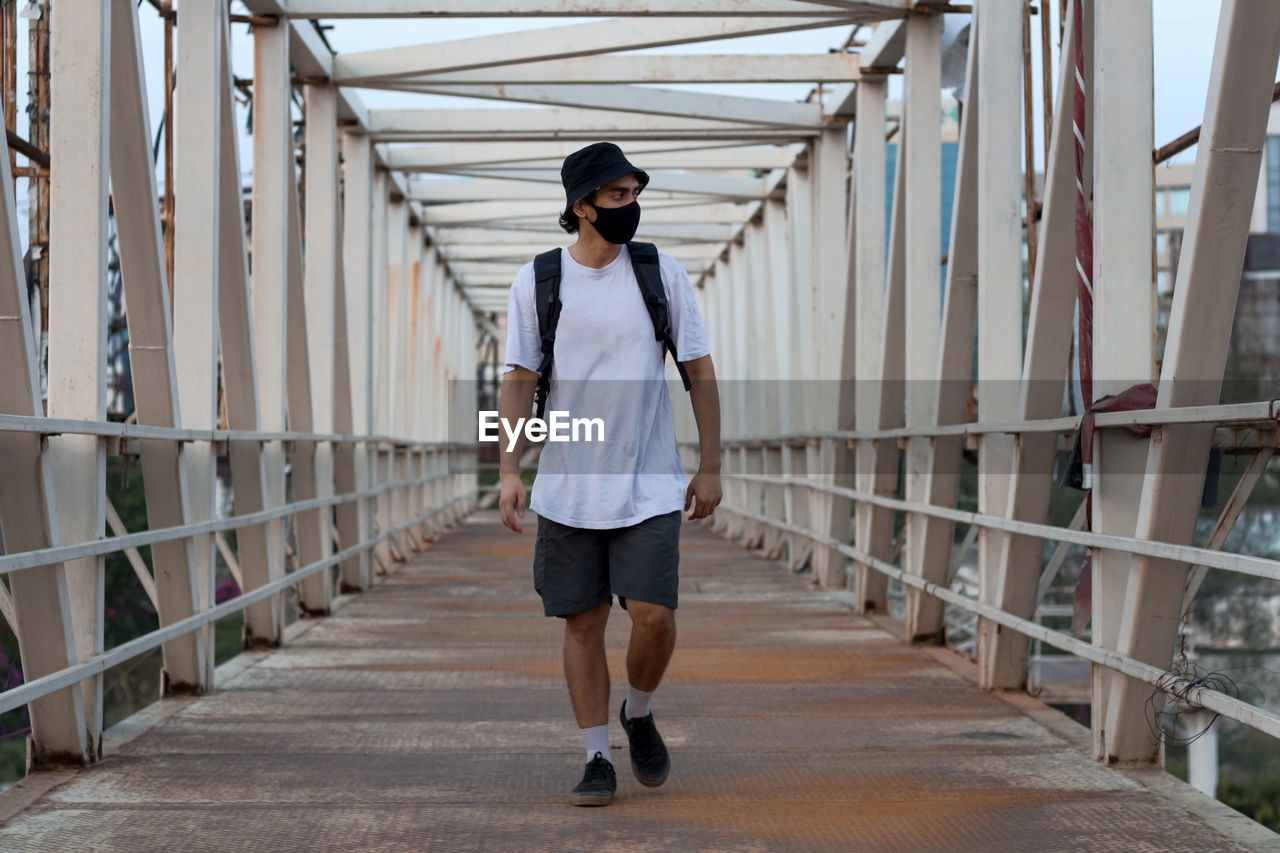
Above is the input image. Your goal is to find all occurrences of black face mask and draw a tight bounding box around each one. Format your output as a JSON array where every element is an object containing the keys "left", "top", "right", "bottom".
[{"left": 587, "top": 199, "right": 641, "bottom": 244}]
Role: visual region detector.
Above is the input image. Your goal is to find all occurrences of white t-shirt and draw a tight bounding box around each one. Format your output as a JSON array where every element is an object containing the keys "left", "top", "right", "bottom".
[{"left": 503, "top": 244, "right": 711, "bottom": 529}]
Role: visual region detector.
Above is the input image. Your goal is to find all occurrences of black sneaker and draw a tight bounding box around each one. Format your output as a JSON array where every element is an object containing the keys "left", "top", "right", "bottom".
[
  {"left": 620, "top": 701, "right": 670, "bottom": 787},
  {"left": 570, "top": 752, "right": 616, "bottom": 806}
]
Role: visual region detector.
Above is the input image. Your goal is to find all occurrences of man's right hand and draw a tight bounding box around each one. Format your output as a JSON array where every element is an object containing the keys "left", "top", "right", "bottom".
[{"left": 498, "top": 473, "right": 528, "bottom": 533}]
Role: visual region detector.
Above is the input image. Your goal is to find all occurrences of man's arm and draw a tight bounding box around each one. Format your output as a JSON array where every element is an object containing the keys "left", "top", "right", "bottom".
[
  {"left": 498, "top": 366, "right": 537, "bottom": 532},
  {"left": 682, "top": 354, "right": 722, "bottom": 520}
]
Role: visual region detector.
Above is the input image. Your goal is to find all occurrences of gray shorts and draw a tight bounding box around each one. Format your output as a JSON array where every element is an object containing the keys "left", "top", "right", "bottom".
[{"left": 533, "top": 510, "right": 681, "bottom": 618}]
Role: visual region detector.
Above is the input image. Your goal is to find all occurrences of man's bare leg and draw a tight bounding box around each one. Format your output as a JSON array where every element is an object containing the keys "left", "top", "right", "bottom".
[
  {"left": 620, "top": 599, "right": 675, "bottom": 787},
  {"left": 564, "top": 600, "right": 612, "bottom": 727},
  {"left": 624, "top": 600, "right": 676, "bottom": 695},
  {"left": 564, "top": 601, "right": 617, "bottom": 806}
]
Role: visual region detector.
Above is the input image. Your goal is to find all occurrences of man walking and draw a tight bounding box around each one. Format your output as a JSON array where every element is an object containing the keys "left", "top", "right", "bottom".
[{"left": 497, "top": 142, "right": 722, "bottom": 806}]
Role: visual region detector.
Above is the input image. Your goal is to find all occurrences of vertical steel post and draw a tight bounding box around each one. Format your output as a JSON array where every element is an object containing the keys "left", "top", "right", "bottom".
[
  {"left": 339, "top": 131, "right": 374, "bottom": 590},
  {"left": 907, "top": 23, "right": 981, "bottom": 643},
  {"left": 0, "top": 15, "right": 87, "bottom": 762},
  {"left": 859, "top": 128, "right": 906, "bottom": 615},
  {"left": 852, "top": 76, "right": 890, "bottom": 613},
  {"left": 248, "top": 19, "right": 291, "bottom": 638},
  {"left": 108, "top": 0, "right": 206, "bottom": 685},
  {"left": 299, "top": 82, "right": 339, "bottom": 611},
  {"left": 173, "top": 0, "right": 227, "bottom": 685},
  {"left": 384, "top": 197, "right": 409, "bottom": 558},
  {"left": 901, "top": 11, "right": 944, "bottom": 641},
  {"left": 46, "top": 0, "right": 111, "bottom": 746},
  {"left": 1089, "top": 0, "right": 1154, "bottom": 759},
  {"left": 1104, "top": 0, "right": 1280, "bottom": 763},
  {"left": 285, "top": 171, "right": 330, "bottom": 613},
  {"left": 973, "top": 0, "right": 1026, "bottom": 678},
  {"left": 810, "top": 126, "right": 852, "bottom": 589},
  {"left": 216, "top": 30, "right": 281, "bottom": 648},
  {"left": 760, "top": 198, "right": 791, "bottom": 558},
  {"left": 369, "top": 172, "right": 392, "bottom": 572},
  {"left": 985, "top": 3, "right": 1081, "bottom": 690}
]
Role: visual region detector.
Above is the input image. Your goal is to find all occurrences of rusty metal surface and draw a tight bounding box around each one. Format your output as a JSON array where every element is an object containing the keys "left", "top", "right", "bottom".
[{"left": 0, "top": 511, "right": 1262, "bottom": 852}]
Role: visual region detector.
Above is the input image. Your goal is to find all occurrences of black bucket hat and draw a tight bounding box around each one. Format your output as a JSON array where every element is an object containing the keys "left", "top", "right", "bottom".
[{"left": 561, "top": 142, "right": 650, "bottom": 205}]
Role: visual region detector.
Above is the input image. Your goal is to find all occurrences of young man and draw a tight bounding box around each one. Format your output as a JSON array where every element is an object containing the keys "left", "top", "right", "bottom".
[{"left": 497, "top": 142, "right": 722, "bottom": 806}]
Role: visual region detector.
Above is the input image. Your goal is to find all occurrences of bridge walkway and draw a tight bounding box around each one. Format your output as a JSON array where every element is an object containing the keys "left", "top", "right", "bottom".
[{"left": 0, "top": 512, "right": 1259, "bottom": 852}]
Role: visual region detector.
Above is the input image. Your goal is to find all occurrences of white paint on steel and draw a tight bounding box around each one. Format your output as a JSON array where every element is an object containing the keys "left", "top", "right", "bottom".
[
  {"left": 46, "top": 0, "right": 113, "bottom": 747},
  {"left": 332, "top": 17, "right": 859, "bottom": 82}
]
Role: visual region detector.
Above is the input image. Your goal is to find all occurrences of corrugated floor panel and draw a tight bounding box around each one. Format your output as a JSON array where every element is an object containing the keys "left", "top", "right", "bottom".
[{"left": 0, "top": 511, "right": 1265, "bottom": 852}]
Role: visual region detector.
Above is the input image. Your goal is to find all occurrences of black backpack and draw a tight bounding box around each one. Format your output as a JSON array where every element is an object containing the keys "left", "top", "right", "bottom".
[{"left": 532, "top": 241, "right": 692, "bottom": 420}]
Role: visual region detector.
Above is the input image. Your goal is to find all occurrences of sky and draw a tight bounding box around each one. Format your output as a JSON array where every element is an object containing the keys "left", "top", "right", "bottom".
[{"left": 5, "top": 0, "right": 1272, "bottom": 228}]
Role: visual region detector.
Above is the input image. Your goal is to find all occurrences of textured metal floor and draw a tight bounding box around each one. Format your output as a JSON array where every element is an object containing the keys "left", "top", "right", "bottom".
[{"left": 0, "top": 511, "right": 1268, "bottom": 852}]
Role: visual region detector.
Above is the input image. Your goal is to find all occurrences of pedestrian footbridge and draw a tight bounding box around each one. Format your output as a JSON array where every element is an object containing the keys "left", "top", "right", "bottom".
[
  {"left": 1, "top": 1, "right": 1279, "bottom": 849},
  {"left": 0, "top": 513, "right": 1268, "bottom": 852}
]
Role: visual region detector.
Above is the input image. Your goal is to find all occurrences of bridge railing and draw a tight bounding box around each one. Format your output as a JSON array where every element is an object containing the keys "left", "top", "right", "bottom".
[
  {"left": 0, "top": 414, "right": 482, "bottom": 758},
  {"left": 690, "top": 398, "right": 1280, "bottom": 746}
]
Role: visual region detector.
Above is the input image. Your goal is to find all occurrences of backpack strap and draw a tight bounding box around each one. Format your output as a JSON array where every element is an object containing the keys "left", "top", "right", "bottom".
[
  {"left": 532, "top": 248, "right": 562, "bottom": 421},
  {"left": 628, "top": 242, "right": 693, "bottom": 392}
]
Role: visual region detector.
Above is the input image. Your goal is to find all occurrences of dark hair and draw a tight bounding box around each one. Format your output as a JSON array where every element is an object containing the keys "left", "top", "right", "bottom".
[{"left": 558, "top": 190, "right": 596, "bottom": 234}]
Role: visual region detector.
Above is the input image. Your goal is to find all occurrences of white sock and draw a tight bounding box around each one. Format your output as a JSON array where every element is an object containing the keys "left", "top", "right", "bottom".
[
  {"left": 625, "top": 685, "right": 655, "bottom": 719},
  {"left": 580, "top": 724, "right": 611, "bottom": 763}
]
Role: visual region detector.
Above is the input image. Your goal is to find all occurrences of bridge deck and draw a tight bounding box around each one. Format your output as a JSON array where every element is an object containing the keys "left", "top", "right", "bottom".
[{"left": 0, "top": 512, "right": 1262, "bottom": 852}]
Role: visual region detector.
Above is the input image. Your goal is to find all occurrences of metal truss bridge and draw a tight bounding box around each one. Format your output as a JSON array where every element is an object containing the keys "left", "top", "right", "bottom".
[{"left": 0, "top": 1, "right": 1277, "bottom": 849}]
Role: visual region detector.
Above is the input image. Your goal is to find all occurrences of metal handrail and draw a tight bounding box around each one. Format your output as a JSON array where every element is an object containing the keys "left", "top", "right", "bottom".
[
  {"left": 0, "top": 412, "right": 476, "bottom": 449},
  {"left": 0, "top": 468, "right": 480, "bottom": 576},
  {"left": 690, "top": 399, "right": 1280, "bottom": 445},
  {"left": 719, "top": 470, "right": 1280, "bottom": 584},
  {"left": 0, "top": 486, "right": 490, "bottom": 715},
  {"left": 712, "top": 503, "right": 1280, "bottom": 741},
  {"left": 703, "top": 402, "right": 1280, "bottom": 741}
]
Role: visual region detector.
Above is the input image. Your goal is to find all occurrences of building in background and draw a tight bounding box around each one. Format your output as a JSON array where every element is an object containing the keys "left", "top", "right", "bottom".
[
  {"left": 1157, "top": 100, "right": 1278, "bottom": 306},
  {"left": 1162, "top": 101, "right": 1279, "bottom": 395}
]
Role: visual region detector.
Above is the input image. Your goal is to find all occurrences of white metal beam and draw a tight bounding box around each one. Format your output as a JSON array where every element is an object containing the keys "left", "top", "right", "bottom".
[
  {"left": 47, "top": 0, "right": 113, "bottom": 746},
  {"left": 0, "top": 4, "right": 88, "bottom": 761},
  {"left": 382, "top": 84, "right": 825, "bottom": 129},
  {"left": 299, "top": 83, "right": 340, "bottom": 613},
  {"left": 379, "top": 54, "right": 861, "bottom": 86},
  {"left": 369, "top": 178, "right": 394, "bottom": 570},
  {"left": 418, "top": 199, "right": 754, "bottom": 227},
  {"left": 851, "top": 76, "right": 888, "bottom": 612},
  {"left": 372, "top": 130, "right": 813, "bottom": 144},
  {"left": 173, "top": 0, "right": 229, "bottom": 688},
  {"left": 808, "top": 127, "right": 852, "bottom": 589},
  {"left": 903, "top": 19, "right": 978, "bottom": 643},
  {"left": 333, "top": 17, "right": 858, "bottom": 82},
  {"left": 340, "top": 131, "right": 375, "bottom": 591},
  {"left": 973, "top": 0, "right": 1025, "bottom": 684},
  {"left": 862, "top": 19, "right": 906, "bottom": 68},
  {"left": 1089, "top": 0, "right": 1155, "bottom": 761},
  {"left": 902, "top": 11, "right": 941, "bottom": 429},
  {"left": 409, "top": 150, "right": 798, "bottom": 174},
  {"left": 857, "top": 74, "right": 907, "bottom": 613},
  {"left": 368, "top": 110, "right": 816, "bottom": 142},
  {"left": 248, "top": 18, "right": 293, "bottom": 645},
  {"left": 382, "top": 140, "right": 791, "bottom": 170},
  {"left": 442, "top": 243, "right": 724, "bottom": 261},
  {"left": 409, "top": 173, "right": 766, "bottom": 202},
  {"left": 988, "top": 1, "right": 1081, "bottom": 691},
  {"left": 899, "top": 11, "right": 943, "bottom": 644},
  {"left": 214, "top": 39, "right": 284, "bottom": 651},
  {"left": 1104, "top": 0, "right": 1280, "bottom": 763},
  {"left": 109, "top": 0, "right": 207, "bottom": 689},
  {"left": 284, "top": 169, "right": 334, "bottom": 607},
  {"left": 240, "top": 4, "right": 371, "bottom": 127},
  {"left": 276, "top": 0, "right": 904, "bottom": 17},
  {"left": 430, "top": 223, "right": 741, "bottom": 243}
]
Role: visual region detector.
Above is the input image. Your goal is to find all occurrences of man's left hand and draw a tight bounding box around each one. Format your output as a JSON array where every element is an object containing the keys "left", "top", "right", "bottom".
[{"left": 684, "top": 471, "right": 722, "bottom": 521}]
